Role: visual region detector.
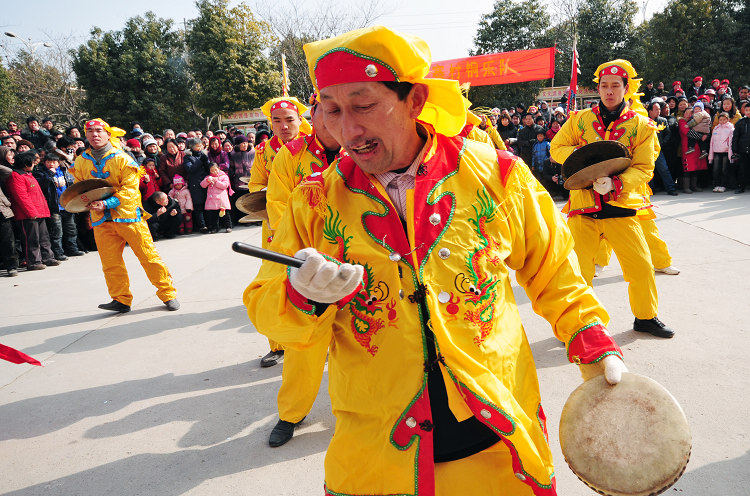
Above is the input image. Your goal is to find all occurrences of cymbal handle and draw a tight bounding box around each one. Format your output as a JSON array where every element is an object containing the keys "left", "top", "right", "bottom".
[{"left": 232, "top": 242, "right": 304, "bottom": 268}]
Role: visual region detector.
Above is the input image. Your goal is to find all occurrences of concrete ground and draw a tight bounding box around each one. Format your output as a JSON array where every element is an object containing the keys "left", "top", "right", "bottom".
[{"left": 1, "top": 191, "right": 748, "bottom": 496}]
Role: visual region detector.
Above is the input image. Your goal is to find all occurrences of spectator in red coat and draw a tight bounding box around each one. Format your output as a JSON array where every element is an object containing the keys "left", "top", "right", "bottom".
[
  {"left": 139, "top": 157, "right": 163, "bottom": 199},
  {"left": 3, "top": 151, "right": 59, "bottom": 270}
]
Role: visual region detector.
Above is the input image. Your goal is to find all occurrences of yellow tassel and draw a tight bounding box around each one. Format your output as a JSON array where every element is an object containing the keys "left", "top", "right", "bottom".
[{"left": 297, "top": 181, "right": 328, "bottom": 219}]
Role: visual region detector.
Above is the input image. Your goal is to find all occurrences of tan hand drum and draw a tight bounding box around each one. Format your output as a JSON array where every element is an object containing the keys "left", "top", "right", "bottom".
[
  {"left": 235, "top": 191, "right": 268, "bottom": 222},
  {"left": 560, "top": 373, "right": 691, "bottom": 496},
  {"left": 60, "top": 179, "right": 115, "bottom": 213},
  {"left": 561, "top": 140, "right": 631, "bottom": 190}
]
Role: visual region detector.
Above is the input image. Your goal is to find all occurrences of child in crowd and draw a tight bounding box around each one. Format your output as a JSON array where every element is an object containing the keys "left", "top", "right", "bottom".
[
  {"left": 4, "top": 151, "right": 58, "bottom": 270},
  {"left": 200, "top": 163, "right": 233, "bottom": 233},
  {"left": 709, "top": 112, "right": 734, "bottom": 192},
  {"left": 687, "top": 102, "right": 711, "bottom": 158},
  {"left": 531, "top": 130, "right": 550, "bottom": 181},
  {"left": 139, "top": 157, "right": 163, "bottom": 199},
  {"left": 32, "top": 153, "right": 67, "bottom": 260},
  {"left": 143, "top": 191, "right": 181, "bottom": 240},
  {"left": 168, "top": 174, "right": 193, "bottom": 234}
]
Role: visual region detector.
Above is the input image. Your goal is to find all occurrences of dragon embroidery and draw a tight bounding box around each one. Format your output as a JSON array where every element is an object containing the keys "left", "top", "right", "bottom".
[
  {"left": 455, "top": 188, "right": 502, "bottom": 345},
  {"left": 324, "top": 208, "right": 388, "bottom": 355}
]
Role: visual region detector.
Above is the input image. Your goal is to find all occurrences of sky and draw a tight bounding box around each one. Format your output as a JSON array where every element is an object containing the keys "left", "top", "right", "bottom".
[{"left": 3, "top": 0, "right": 669, "bottom": 63}]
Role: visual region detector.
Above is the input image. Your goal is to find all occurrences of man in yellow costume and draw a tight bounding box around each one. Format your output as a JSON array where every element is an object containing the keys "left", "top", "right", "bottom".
[
  {"left": 248, "top": 96, "right": 311, "bottom": 367},
  {"left": 263, "top": 94, "right": 345, "bottom": 447},
  {"left": 71, "top": 119, "right": 178, "bottom": 313},
  {"left": 245, "top": 26, "right": 627, "bottom": 495},
  {"left": 550, "top": 60, "right": 674, "bottom": 338}
]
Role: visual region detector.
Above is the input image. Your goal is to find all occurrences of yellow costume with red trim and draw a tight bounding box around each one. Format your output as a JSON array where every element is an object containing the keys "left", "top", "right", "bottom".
[
  {"left": 245, "top": 132, "right": 621, "bottom": 496},
  {"left": 245, "top": 26, "right": 623, "bottom": 496},
  {"left": 265, "top": 132, "right": 346, "bottom": 424},
  {"left": 71, "top": 120, "right": 176, "bottom": 306},
  {"left": 248, "top": 97, "right": 311, "bottom": 353},
  {"left": 550, "top": 60, "right": 659, "bottom": 319}
]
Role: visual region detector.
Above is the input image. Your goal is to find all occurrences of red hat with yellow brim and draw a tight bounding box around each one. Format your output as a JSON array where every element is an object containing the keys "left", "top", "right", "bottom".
[{"left": 303, "top": 26, "right": 466, "bottom": 137}]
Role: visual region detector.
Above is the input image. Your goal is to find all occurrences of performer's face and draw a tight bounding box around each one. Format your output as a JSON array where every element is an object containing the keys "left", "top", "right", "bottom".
[
  {"left": 270, "top": 108, "right": 301, "bottom": 143},
  {"left": 319, "top": 81, "right": 428, "bottom": 175},
  {"left": 598, "top": 75, "right": 628, "bottom": 111},
  {"left": 86, "top": 125, "right": 110, "bottom": 149},
  {"left": 311, "top": 104, "right": 340, "bottom": 152}
]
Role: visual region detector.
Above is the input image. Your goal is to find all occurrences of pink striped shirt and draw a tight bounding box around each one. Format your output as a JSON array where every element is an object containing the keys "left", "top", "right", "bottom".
[{"left": 373, "top": 135, "right": 432, "bottom": 219}]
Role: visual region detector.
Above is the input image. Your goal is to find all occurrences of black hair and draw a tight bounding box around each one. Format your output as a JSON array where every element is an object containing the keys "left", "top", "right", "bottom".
[
  {"left": 44, "top": 152, "right": 61, "bottom": 162},
  {"left": 647, "top": 101, "right": 661, "bottom": 112},
  {"left": 26, "top": 115, "right": 39, "bottom": 124},
  {"left": 381, "top": 81, "right": 414, "bottom": 101},
  {"left": 42, "top": 117, "right": 53, "bottom": 124},
  {"left": 14, "top": 150, "right": 36, "bottom": 169}
]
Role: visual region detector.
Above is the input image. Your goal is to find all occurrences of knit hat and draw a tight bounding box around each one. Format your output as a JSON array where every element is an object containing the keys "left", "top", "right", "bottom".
[
  {"left": 233, "top": 134, "right": 249, "bottom": 144},
  {"left": 142, "top": 138, "right": 157, "bottom": 148},
  {"left": 172, "top": 174, "right": 185, "bottom": 186},
  {"left": 143, "top": 157, "right": 156, "bottom": 165},
  {"left": 705, "top": 88, "right": 716, "bottom": 95},
  {"left": 693, "top": 76, "right": 702, "bottom": 83},
  {"left": 126, "top": 138, "right": 141, "bottom": 149},
  {"left": 672, "top": 81, "right": 681, "bottom": 87},
  {"left": 693, "top": 101, "right": 704, "bottom": 110},
  {"left": 303, "top": 25, "right": 466, "bottom": 137}
]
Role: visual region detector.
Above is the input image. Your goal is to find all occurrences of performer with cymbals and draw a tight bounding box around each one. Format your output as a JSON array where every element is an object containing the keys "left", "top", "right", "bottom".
[
  {"left": 262, "top": 93, "right": 345, "bottom": 447},
  {"left": 244, "top": 26, "right": 626, "bottom": 495},
  {"left": 70, "top": 119, "right": 179, "bottom": 313},
  {"left": 247, "top": 95, "right": 312, "bottom": 367},
  {"left": 551, "top": 59, "right": 674, "bottom": 339}
]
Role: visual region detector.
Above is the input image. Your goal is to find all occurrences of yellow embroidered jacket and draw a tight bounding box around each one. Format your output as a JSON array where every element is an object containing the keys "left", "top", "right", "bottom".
[
  {"left": 71, "top": 148, "right": 145, "bottom": 226},
  {"left": 249, "top": 134, "right": 304, "bottom": 245},
  {"left": 244, "top": 133, "right": 621, "bottom": 496},
  {"left": 550, "top": 105, "right": 658, "bottom": 216},
  {"left": 266, "top": 133, "right": 344, "bottom": 230}
]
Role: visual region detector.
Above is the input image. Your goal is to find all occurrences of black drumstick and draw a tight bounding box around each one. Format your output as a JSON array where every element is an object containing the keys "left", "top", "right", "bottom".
[{"left": 232, "top": 241, "right": 304, "bottom": 268}]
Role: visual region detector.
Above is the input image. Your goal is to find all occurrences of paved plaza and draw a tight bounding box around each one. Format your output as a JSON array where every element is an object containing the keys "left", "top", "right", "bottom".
[{"left": 1, "top": 191, "right": 749, "bottom": 496}]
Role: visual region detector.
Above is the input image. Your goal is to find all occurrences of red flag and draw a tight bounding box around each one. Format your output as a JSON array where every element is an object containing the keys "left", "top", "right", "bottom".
[
  {"left": 567, "top": 38, "right": 580, "bottom": 116},
  {"left": 0, "top": 343, "right": 42, "bottom": 366}
]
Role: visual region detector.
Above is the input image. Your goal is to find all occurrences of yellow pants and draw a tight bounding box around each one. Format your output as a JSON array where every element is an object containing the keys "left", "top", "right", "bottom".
[
  {"left": 261, "top": 219, "right": 284, "bottom": 352},
  {"left": 568, "top": 215, "right": 658, "bottom": 320},
  {"left": 594, "top": 218, "right": 672, "bottom": 270},
  {"left": 93, "top": 220, "right": 176, "bottom": 306},
  {"left": 277, "top": 337, "right": 329, "bottom": 423},
  {"left": 435, "top": 441, "right": 536, "bottom": 495}
]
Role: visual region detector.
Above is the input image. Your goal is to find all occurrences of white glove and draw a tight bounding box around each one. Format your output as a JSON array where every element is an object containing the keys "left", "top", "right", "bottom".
[
  {"left": 579, "top": 355, "right": 628, "bottom": 385},
  {"left": 592, "top": 176, "right": 614, "bottom": 195},
  {"left": 289, "top": 248, "right": 364, "bottom": 304}
]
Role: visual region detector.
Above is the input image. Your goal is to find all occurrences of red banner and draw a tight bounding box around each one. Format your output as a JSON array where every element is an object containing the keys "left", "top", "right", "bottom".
[{"left": 428, "top": 47, "right": 555, "bottom": 86}]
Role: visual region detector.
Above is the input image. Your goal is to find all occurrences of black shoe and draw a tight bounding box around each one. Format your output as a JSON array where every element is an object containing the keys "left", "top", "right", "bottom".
[
  {"left": 66, "top": 250, "right": 85, "bottom": 257},
  {"left": 633, "top": 317, "right": 674, "bottom": 338},
  {"left": 55, "top": 254, "right": 69, "bottom": 261},
  {"left": 268, "top": 417, "right": 305, "bottom": 447},
  {"left": 164, "top": 299, "right": 180, "bottom": 311},
  {"left": 199, "top": 226, "right": 209, "bottom": 233},
  {"left": 43, "top": 259, "right": 61, "bottom": 266},
  {"left": 736, "top": 188, "right": 745, "bottom": 194},
  {"left": 667, "top": 190, "right": 678, "bottom": 196},
  {"left": 260, "top": 350, "right": 284, "bottom": 368},
  {"left": 98, "top": 300, "right": 131, "bottom": 313}
]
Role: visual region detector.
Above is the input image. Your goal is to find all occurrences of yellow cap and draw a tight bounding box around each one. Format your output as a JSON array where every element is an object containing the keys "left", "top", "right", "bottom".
[
  {"left": 260, "top": 96, "right": 312, "bottom": 136},
  {"left": 593, "top": 59, "right": 642, "bottom": 105},
  {"left": 303, "top": 26, "right": 466, "bottom": 137}
]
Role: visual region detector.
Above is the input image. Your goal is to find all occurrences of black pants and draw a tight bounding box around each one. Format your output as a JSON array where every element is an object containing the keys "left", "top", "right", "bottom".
[
  {"left": 148, "top": 211, "right": 183, "bottom": 238},
  {"left": 0, "top": 216, "right": 18, "bottom": 270},
  {"left": 17, "top": 218, "right": 54, "bottom": 265},
  {"left": 45, "top": 213, "right": 64, "bottom": 257},
  {"left": 60, "top": 210, "right": 80, "bottom": 254},
  {"left": 737, "top": 153, "right": 750, "bottom": 189},
  {"left": 204, "top": 209, "right": 232, "bottom": 231}
]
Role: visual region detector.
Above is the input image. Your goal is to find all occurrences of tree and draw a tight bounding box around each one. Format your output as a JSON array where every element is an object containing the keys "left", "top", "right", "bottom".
[
  {"left": 253, "top": 0, "right": 385, "bottom": 100},
  {"left": 72, "top": 12, "right": 195, "bottom": 133},
  {"left": 575, "top": 0, "right": 643, "bottom": 88},
  {"left": 641, "top": 0, "right": 747, "bottom": 87},
  {"left": 0, "top": 62, "right": 19, "bottom": 124},
  {"left": 468, "top": 0, "right": 552, "bottom": 109},
  {"left": 187, "top": 0, "right": 282, "bottom": 128}
]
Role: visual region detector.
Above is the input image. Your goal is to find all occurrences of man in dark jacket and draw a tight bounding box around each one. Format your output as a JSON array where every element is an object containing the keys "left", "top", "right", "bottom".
[
  {"left": 648, "top": 102, "right": 677, "bottom": 195},
  {"left": 183, "top": 138, "right": 209, "bottom": 232},
  {"left": 20, "top": 116, "right": 50, "bottom": 150},
  {"left": 516, "top": 113, "right": 543, "bottom": 170},
  {"left": 731, "top": 104, "right": 750, "bottom": 193},
  {"left": 143, "top": 191, "right": 182, "bottom": 239}
]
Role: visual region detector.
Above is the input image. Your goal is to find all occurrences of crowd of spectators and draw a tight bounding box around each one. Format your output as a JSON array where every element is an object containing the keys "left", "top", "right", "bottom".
[{"left": 1, "top": 75, "right": 749, "bottom": 277}]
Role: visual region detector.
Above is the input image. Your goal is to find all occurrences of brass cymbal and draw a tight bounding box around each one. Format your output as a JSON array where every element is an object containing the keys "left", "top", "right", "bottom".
[{"left": 60, "top": 179, "right": 115, "bottom": 213}]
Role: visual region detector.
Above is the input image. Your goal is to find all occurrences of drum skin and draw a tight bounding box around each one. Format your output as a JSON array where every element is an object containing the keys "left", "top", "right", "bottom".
[{"left": 560, "top": 373, "right": 691, "bottom": 496}]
